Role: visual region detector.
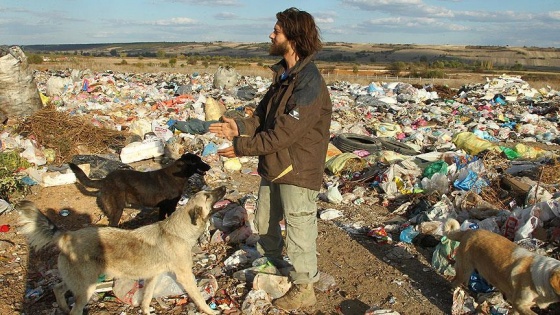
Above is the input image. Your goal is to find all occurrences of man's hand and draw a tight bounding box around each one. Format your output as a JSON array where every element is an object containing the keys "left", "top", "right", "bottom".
[
  {"left": 217, "top": 146, "right": 237, "bottom": 158},
  {"left": 208, "top": 116, "right": 238, "bottom": 141}
]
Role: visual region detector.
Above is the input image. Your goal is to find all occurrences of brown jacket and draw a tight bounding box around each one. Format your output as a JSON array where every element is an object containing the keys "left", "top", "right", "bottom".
[{"left": 232, "top": 54, "right": 332, "bottom": 191}]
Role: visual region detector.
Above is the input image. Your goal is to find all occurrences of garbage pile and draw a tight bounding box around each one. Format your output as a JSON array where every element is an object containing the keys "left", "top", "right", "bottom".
[{"left": 1, "top": 65, "right": 560, "bottom": 314}]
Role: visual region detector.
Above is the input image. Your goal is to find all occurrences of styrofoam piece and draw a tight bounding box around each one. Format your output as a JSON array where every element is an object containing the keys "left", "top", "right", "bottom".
[
  {"left": 26, "top": 167, "right": 77, "bottom": 187},
  {"left": 120, "top": 139, "right": 164, "bottom": 164}
]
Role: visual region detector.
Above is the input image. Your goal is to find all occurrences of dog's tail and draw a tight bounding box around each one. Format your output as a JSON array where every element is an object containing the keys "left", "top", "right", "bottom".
[
  {"left": 18, "top": 200, "right": 62, "bottom": 251},
  {"left": 68, "top": 163, "right": 103, "bottom": 189},
  {"left": 443, "top": 218, "right": 466, "bottom": 242}
]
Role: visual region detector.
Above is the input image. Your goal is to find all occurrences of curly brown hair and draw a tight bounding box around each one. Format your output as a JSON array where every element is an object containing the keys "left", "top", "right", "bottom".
[{"left": 276, "top": 7, "right": 322, "bottom": 59}]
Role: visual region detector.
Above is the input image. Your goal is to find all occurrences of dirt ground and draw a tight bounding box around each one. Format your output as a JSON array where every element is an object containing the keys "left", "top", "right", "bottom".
[{"left": 0, "top": 155, "right": 463, "bottom": 315}]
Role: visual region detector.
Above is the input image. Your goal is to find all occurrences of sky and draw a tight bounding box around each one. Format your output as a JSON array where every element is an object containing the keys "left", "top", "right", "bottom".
[{"left": 1, "top": 0, "right": 559, "bottom": 48}]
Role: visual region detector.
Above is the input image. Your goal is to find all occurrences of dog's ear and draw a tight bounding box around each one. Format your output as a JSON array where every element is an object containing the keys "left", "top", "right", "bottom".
[
  {"left": 189, "top": 206, "right": 204, "bottom": 225},
  {"left": 550, "top": 269, "right": 560, "bottom": 295}
]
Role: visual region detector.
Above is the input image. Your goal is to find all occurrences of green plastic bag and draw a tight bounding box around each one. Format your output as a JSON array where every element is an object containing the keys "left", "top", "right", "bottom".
[
  {"left": 500, "top": 146, "right": 521, "bottom": 160},
  {"left": 431, "top": 236, "right": 460, "bottom": 277},
  {"left": 423, "top": 160, "right": 448, "bottom": 178}
]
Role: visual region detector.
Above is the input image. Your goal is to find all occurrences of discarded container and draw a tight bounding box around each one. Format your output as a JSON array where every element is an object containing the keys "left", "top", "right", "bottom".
[{"left": 120, "top": 139, "right": 164, "bottom": 164}]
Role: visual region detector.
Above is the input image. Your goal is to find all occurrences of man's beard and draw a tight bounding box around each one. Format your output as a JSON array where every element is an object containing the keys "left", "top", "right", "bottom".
[{"left": 269, "top": 41, "right": 289, "bottom": 56}]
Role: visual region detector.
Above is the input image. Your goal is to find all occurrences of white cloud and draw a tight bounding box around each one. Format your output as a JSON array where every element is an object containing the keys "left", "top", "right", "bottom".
[
  {"left": 152, "top": 17, "right": 197, "bottom": 26},
  {"left": 543, "top": 11, "right": 560, "bottom": 21},
  {"left": 162, "top": 0, "right": 239, "bottom": 6},
  {"left": 341, "top": 0, "right": 453, "bottom": 18},
  {"left": 316, "top": 17, "right": 335, "bottom": 24},
  {"left": 215, "top": 12, "right": 237, "bottom": 20}
]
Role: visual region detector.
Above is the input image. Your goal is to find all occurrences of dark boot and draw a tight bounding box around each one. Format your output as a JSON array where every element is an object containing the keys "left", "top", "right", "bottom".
[{"left": 272, "top": 283, "right": 316, "bottom": 311}]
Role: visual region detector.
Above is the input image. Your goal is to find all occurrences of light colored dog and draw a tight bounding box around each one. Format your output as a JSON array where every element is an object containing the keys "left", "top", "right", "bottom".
[
  {"left": 18, "top": 186, "right": 226, "bottom": 315},
  {"left": 444, "top": 218, "right": 560, "bottom": 315}
]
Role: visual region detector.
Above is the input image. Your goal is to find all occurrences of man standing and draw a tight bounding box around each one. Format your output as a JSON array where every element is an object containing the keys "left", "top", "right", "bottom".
[{"left": 209, "top": 7, "right": 332, "bottom": 311}]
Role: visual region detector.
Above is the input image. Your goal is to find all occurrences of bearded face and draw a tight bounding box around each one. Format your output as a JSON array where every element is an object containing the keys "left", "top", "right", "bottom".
[{"left": 269, "top": 38, "right": 290, "bottom": 56}]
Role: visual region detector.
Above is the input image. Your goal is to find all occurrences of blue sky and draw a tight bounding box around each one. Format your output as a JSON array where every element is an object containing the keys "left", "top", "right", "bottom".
[{"left": 1, "top": 0, "right": 559, "bottom": 47}]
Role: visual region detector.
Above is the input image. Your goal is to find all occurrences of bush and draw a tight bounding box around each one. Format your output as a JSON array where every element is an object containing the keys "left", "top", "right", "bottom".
[
  {"left": 0, "top": 151, "right": 32, "bottom": 201},
  {"left": 27, "top": 54, "right": 43, "bottom": 64}
]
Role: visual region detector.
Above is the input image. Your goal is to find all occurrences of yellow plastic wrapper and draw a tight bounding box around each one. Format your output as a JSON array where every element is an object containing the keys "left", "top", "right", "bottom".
[
  {"left": 452, "top": 132, "right": 498, "bottom": 155},
  {"left": 373, "top": 122, "right": 402, "bottom": 138},
  {"left": 205, "top": 97, "right": 226, "bottom": 121},
  {"left": 39, "top": 92, "right": 50, "bottom": 106},
  {"left": 223, "top": 157, "right": 242, "bottom": 171},
  {"left": 325, "top": 152, "right": 363, "bottom": 175},
  {"left": 325, "top": 142, "right": 343, "bottom": 162},
  {"left": 514, "top": 143, "right": 547, "bottom": 159},
  {"left": 43, "top": 148, "right": 56, "bottom": 163}
]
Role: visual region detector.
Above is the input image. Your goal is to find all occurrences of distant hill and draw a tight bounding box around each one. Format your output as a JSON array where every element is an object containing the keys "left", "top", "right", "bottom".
[{"left": 20, "top": 41, "right": 560, "bottom": 71}]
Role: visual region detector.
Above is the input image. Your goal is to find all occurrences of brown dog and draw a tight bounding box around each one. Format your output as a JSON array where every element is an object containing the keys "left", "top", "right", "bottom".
[
  {"left": 18, "top": 186, "right": 226, "bottom": 315},
  {"left": 444, "top": 218, "right": 560, "bottom": 314},
  {"left": 69, "top": 153, "right": 210, "bottom": 226}
]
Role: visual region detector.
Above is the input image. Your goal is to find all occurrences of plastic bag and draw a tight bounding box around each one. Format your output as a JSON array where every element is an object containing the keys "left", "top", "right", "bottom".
[
  {"left": 213, "top": 66, "right": 238, "bottom": 89},
  {"left": 399, "top": 226, "right": 420, "bottom": 243},
  {"left": 204, "top": 97, "right": 226, "bottom": 121},
  {"left": 453, "top": 169, "right": 488, "bottom": 193},
  {"left": 514, "top": 215, "right": 539, "bottom": 241},
  {"left": 468, "top": 271, "right": 495, "bottom": 293},
  {"left": 423, "top": 160, "right": 448, "bottom": 178},
  {"left": 324, "top": 152, "right": 364, "bottom": 175},
  {"left": 0, "top": 46, "right": 42, "bottom": 119},
  {"left": 499, "top": 146, "right": 521, "bottom": 160},
  {"left": 326, "top": 183, "right": 343, "bottom": 204},
  {"left": 452, "top": 132, "right": 498, "bottom": 155},
  {"left": 421, "top": 172, "right": 449, "bottom": 194},
  {"left": 432, "top": 236, "right": 460, "bottom": 277}
]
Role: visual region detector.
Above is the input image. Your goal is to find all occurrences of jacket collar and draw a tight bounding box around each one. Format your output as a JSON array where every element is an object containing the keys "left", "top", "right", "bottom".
[{"left": 270, "top": 53, "right": 316, "bottom": 82}]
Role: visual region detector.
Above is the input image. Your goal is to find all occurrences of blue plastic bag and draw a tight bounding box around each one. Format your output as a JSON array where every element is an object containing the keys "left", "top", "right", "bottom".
[
  {"left": 399, "top": 225, "right": 420, "bottom": 243},
  {"left": 453, "top": 169, "right": 488, "bottom": 193},
  {"left": 468, "top": 270, "right": 495, "bottom": 293},
  {"left": 202, "top": 142, "right": 218, "bottom": 156}
]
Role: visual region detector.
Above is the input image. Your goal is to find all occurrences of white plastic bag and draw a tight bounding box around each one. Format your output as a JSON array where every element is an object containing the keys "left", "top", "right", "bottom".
[
  {"left": 326, "top": 183, "right": 343, "bottom": 204},
  {"left": 0, "top": 46, "right": 42, "bottom": 118},
  {"left": 213, "top": 66, "right": 239, "bottom": 89}
]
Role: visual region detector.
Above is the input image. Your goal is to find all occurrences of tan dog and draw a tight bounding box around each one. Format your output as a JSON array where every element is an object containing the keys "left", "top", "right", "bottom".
[
  {"left": 18, "top": 186, "right": 226, "bottom": 315},
  {"left": 444, "top": 218, "right": 560, "bottom": 315}
]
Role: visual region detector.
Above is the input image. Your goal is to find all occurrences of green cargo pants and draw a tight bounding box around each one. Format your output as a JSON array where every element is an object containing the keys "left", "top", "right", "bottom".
[{"left": 254, "top": 178, "right": 320, "bottom": 284}]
